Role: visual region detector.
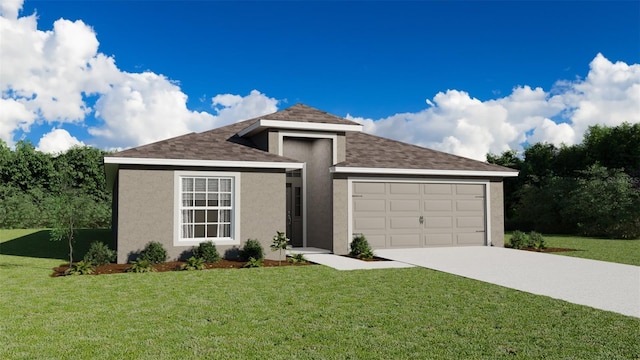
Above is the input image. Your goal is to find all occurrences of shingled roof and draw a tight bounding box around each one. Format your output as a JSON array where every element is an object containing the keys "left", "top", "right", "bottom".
[
  {"left": 339, "top": 131, "right": 515, "bottom": 172},
  {"left": 107, "top": 103, "right": 516, "bottom": 174}
]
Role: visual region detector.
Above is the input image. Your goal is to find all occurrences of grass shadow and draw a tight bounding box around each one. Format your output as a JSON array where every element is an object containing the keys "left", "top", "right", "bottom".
[{"left": 0, "top": 229, "right": 112, "bottom": 261}]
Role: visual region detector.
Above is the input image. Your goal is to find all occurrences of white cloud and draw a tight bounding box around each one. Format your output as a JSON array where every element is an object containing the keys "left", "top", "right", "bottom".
[
  {"left": 0, "top": 0, "right": 280, "bottom": 149},
  {"left": 348, "top": 55, "right": 640, "bottom": 161},
  {"left": 37, "top": 128, "right": 85, "bottom": 154}
]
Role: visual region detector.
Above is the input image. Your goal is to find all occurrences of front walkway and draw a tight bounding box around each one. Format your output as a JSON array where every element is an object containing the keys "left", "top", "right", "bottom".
[
  {"left": 288, "top": 248, "right": 415, "bottom": 271},
  {"left": 375, "top": 246, "right": 640, "bottom": 318}
]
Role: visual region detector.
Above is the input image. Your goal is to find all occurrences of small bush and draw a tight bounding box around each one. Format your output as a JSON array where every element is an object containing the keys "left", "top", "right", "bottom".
[
  {"left": 350, "top": 234, "right": 374, "bottom": 259},
  {"left": 509, "top": 230, "right": 528, "bottom": 249},
  {"left": 126, "top": 259, "right": 156, "bottom": 273},
  {"left": 529, "top": 231, "right": 547, "bottom": 250},
  {"left": 288, "top": 253, "right": 307, "bottom": 264},
  {"left": 83, "top": 241, "right": 116, "bottom": 266},
  {"left": 181, "top": 256, "right": 205, "bottom": 271},
  {"left": 239, "top": 239, "right": 264, "bottom": 262},
  {"left": 193, "top": 241, "right": 220, "bottom": 263},
  {"left": 139, "top": 241, "right": 167, "bottom": 264},
  {"left": 243, "top": 257, "right": 263, "bottom": 268},
  {"left": 65, "top": 261, "right": 94, "bottom": 276}
]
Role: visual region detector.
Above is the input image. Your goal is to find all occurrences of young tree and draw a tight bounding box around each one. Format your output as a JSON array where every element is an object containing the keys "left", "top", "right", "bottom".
[
  {"left": 270, "top": 231, "right": 289, "bottom": 266},
  {"left": 49, "top": 191, "right": 90, "bottom": 266}
]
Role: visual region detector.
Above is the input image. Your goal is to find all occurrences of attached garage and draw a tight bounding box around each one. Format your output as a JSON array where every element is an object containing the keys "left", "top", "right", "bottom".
[{"left": 351, "top": 181, "right": 488, "bottom": 249}]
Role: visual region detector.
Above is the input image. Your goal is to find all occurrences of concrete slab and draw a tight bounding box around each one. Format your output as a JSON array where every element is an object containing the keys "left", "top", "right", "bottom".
[
  {"left": 376, "top": 247, "right": 640, "bottom": 318},
  {"left": 287, "top": 248, "right": 414, "bottom": 270}
]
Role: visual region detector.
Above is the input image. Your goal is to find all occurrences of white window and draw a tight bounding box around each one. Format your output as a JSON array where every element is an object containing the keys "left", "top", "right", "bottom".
[{"left": 175, "top": 172, "right": 240, "bottom": 245}]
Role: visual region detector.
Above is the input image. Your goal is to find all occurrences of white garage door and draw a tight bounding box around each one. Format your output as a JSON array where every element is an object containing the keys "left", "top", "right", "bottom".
[{"left": 352, "top": 182, "right": 486, "bottom": 248}]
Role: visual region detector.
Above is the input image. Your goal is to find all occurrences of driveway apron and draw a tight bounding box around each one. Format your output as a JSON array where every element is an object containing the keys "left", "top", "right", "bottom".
[{"left": 375, "top": 247, "right": 640, "bottom": 318}]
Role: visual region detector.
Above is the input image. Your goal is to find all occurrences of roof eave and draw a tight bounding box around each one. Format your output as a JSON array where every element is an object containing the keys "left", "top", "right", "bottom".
[
  {"left": 237, "top": 119, "right": 363, "bottom": 137},
  {"left": 330, "top": 166, "right": 519, "bottom": 178}
]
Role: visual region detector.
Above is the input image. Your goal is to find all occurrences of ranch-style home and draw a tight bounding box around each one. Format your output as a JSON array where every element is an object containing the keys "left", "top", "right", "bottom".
[{"left": 104, "top": 104, "right": 518, "bottom": 263}]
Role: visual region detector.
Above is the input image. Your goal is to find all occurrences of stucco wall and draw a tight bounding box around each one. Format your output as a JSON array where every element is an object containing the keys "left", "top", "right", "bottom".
[
  {"left": 490, "top": 181, "right": 505, "bottom": 247},
  {"left": 115, "top": 168, "right": 285, "bottom": 263},
  {"left": 332, "top": 177, "right": 349, "bottom": 254},
  {"left": 116, "top": 169, "right": 174, "bottom": 263},
  {"left": 283, "top": 138, "right": 333, "bottom": 249},
  {"left": 240, "top": 171, "right": 286, "bottom": 260}
]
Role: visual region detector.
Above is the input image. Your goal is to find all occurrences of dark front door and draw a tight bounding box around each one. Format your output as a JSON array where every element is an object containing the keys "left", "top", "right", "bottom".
[{"left": 286, "top": 174, "right": 303, "bottom": 247}]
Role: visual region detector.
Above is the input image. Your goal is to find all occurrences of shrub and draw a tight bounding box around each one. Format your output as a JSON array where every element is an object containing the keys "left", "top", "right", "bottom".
[
  {"left": 288, "top": 253, "right": 307, "bottom": 264},
  {"left": 139, "top": 241, "right": 167, "bottom": 264},
  {"left": 529, "top": 231, "right": 547, "bottom": 250},
  {"left": 126, "top": 259, "right": 156, "bottom": 273},
  {"left": 509, "top": 230, "right": 528, "bottom": 249},
  {"left": 181, "top": 256, "right": 205, "bottom": 271},
  {"left": 243, "top": 257, "right": 263, "bottom": 268},
  {"left": 83, "top": 241, "right": 116, "bottom": 266},
  {"left": 350, "top": 234, "right": 374, "bottom": 259},
  {"left": 239, "top": 239, "right": 264, "bottom": 262},
  {"left": 65, "top": 261, "right": 94, "bottom": 276},
  {"left": 193, "top": 241, "right": 220, "bottom": 263}
]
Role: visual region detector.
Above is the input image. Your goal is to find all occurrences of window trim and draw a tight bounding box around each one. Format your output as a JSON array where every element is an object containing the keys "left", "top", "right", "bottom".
[{"left": 174, "top": 171, "right": 241, "bottom": 246}]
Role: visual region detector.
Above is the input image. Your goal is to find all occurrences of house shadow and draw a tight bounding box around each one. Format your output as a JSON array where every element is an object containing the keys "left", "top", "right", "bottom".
[{"left": 0, "top": 229, "right": 112, "bottom": 261}]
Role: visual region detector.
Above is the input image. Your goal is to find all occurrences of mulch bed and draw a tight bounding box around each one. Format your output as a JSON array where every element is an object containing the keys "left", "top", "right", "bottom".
[
  {"left": 52, "top": 258, "right": 312, "bottom": 277},
  {"left": 341, "top": 255, "right": 389, "bottom": 262},
  {"left": 519, "top": 247, "right": 579, "bottom": 253}
]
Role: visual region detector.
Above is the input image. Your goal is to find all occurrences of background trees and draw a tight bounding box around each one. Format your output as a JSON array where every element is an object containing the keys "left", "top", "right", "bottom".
[
  {"left": 488, "top": 123, "right": 640, "bottom": 239},
  {"left": 0, "top": 141, "right": 111, "bottom": 229}
]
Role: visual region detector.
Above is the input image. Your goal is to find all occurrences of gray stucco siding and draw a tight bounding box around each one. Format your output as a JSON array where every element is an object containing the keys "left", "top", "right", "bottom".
[
  {"left": 114, "top": 168, "right": 285, "bottom": 263},
  {"left": 489, "top": 181, "right": 505, "bottom": 247}
]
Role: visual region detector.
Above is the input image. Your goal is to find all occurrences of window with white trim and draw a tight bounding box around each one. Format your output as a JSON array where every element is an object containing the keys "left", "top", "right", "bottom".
[{"left": 179, "top": 176, "right": 234, "bottom": 240}]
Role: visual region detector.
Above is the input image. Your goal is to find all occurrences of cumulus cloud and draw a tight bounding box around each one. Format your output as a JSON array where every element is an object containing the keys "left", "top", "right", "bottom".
[
  {"left": 37, "top": 128, "right": 85, "bottom": 154},
  {"left": 0, "top": 0, "right": 280, "bottom": 149},
  {"left": 348, "top": 54, "right": 639, "bottom": 160}
]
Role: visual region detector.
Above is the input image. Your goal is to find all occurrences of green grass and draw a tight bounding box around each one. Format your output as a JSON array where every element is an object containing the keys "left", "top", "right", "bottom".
[
  {"left": 506, "top": 233, "right": 640, "bottom": 266},
  {"left": 1, "top": 230, "right": 639, "bottom": 359}
]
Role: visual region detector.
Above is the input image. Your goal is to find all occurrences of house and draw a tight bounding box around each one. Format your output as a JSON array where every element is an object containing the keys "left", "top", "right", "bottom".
[{"left": 104, "top": 104, "right": 518, "bottom": 263}]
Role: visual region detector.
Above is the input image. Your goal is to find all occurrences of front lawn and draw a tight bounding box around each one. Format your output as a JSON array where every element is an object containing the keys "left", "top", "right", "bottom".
[
  {"left": 506, "top": 232, "right": 640, "bottom": 266},
  {"left": 1, "top": 230, "right": 639, "bottom": 359}
]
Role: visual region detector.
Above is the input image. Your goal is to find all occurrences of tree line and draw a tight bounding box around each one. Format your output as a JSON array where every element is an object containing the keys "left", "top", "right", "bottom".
[
  {"left": 488, "top": 123, "right": 640, "bottom": 239},
  {"left": 0, "top": 141, "right": 112, "bottom": 229}
]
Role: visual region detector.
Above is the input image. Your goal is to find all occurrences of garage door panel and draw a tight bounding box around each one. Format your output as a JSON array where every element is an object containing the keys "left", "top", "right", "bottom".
[
  {"left": 424, "top": 184, "right": 453, "bottom": 194},
  {"left": 390, "top": 234, "right": 421, "bottom": 247},
  {"left": 457, "top": 216, "right": 484, "bottom": 228},
  {"left": 354, "top": 199, "right": 386, "bottom": 212},
  {"left": 366, "top": 234, "right": 387, "bottom": 248},
  {"left": 354, "top": 182, "right": 385, "bottom": 194},
  {"left": 425, "top": 233, "right": 453, "bottom": 246},
  {"left": 390, "top": 217, "right": 420, "bottom": 229},
  {"left": 457, "top": 233, "right": 485, "bottom": 245},
  {"left": 390, "top": 183, "right": 420, "bottom": 194},
  {"left": 456, "top": 200, "right": 483, "bottom": 211},
  {"left": 425, "top": 216, "right": 452, "bottom": 229},
  {"left": 354, "top": 217, "right": 386, "bottom": 230},
  {"left": 424, "top": 199, "right": 452, "bottom": 211},
  {"left": 456, "top": 184, "right": 484, "bottom": 195},
  {"left": 390, "top": 199, "right": 420, "bottom": 211}
]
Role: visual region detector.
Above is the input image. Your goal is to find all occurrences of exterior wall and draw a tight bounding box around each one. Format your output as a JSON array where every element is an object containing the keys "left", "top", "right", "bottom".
[
  {"left": 336, "top": 133, "right": 346, "bottom": 163},
  {"left": 115, "top": 168, "right": 285, "bottom": 263},
  {"left": 490, "top": 181, "right": 505, "bottom": 247},
  {"left": 283, "top": 138, "right": 333, "bottom": 249},
  {"left": 116, "top": 169, "right": 174, "bottom": 263},
  {"left": 239, "top": 172, "right": 286, "bottom": 260},
  {"left": 332, "top": 177, "right": 349, "bottom": 254}
]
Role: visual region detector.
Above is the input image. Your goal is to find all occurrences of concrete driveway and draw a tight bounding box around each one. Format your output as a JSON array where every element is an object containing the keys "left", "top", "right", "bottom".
[{"left": 375, "top": 246, "right": 640, "bottom": 318}]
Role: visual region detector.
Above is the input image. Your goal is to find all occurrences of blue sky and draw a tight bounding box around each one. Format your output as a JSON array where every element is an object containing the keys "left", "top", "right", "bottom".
[{"left": 1, "top": 0, "right": 639, "bottom": 159}]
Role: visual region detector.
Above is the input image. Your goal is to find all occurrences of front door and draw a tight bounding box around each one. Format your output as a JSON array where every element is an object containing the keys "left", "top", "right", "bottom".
[{"left": 286, "top": 171, "right": 303, "bottom": 247}]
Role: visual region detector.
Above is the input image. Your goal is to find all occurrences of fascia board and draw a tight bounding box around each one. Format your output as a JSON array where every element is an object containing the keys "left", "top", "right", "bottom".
[
  {"left": 330, "top": 166, "right": 519, "bottom": 178},
  {"left": 104, "top": 157, "right": 304, "bottom": 169}
]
